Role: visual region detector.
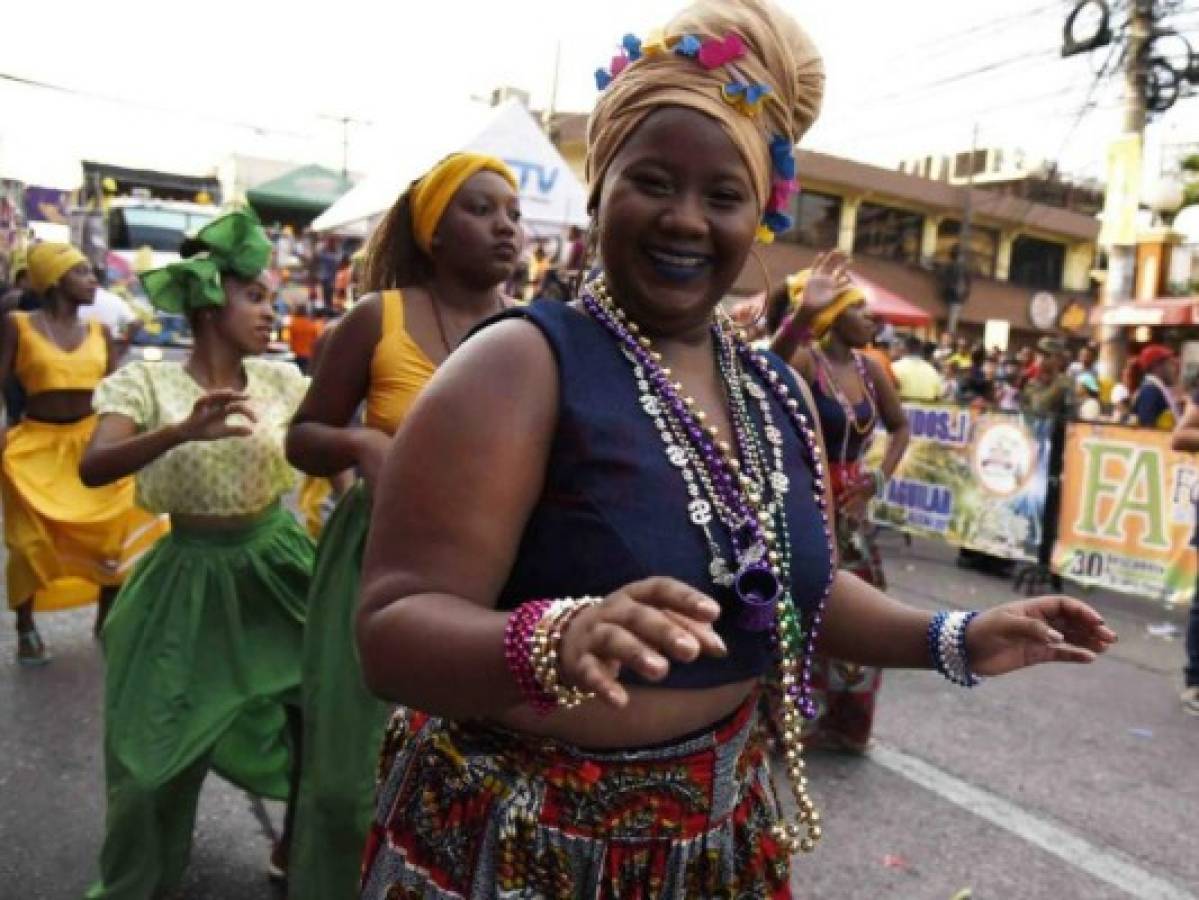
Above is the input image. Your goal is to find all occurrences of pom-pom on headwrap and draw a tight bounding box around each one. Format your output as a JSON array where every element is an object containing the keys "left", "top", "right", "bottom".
[{"left": 586, "top": 0, "right": 824, "bottom": 244}]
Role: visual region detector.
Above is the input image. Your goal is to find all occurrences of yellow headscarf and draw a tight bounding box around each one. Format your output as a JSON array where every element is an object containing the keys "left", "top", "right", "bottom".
[
  {"left": 786, "top": 269, "right": 867, "bottom": 340},
  {"left": 586, "top": 0, "right": 824, "bottom": 213},
  {"left": 411, "top": 153, "right": 519, "bottom": 254},
  {"left": 27, "top": 242, "right": 89, "bottom": 293}
]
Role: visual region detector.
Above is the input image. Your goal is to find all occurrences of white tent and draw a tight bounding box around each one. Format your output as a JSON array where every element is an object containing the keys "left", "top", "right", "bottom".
[{"left": 312, "top": 99, "right": 588, "bottom": 237}]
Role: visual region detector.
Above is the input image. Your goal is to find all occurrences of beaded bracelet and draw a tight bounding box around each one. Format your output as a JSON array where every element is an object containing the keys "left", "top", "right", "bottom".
[
  {"left": 866, "top": 467, "right": 887, "bottom": 498},
  {"left": 531, "top": 598, "right": 601, "bottom": 709},
  {"left": 779, "top": 311, "right": 813, "bottom": 346},
  {"left": 504, "top": 598, "right": 601, "bottom": 714},
  {"left": 503, "top": 599, "right": 556, "bottom": 712},
  {"left": 928, "top": 610, "right": 982, "bottom": 687}
]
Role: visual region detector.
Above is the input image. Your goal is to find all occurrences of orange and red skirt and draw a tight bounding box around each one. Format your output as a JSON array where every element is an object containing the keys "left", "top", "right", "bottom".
[{"left": 361, "top": 696, "right": 794, "bottom": 899}]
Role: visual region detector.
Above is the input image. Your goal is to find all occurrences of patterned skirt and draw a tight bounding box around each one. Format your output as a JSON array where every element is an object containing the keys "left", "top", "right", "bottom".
[
  {"left": 361, "top": 696, "right": 794, "bottom": 899},
  {"left": 803, "top": 461, "right": 885, "bottom": 751}
]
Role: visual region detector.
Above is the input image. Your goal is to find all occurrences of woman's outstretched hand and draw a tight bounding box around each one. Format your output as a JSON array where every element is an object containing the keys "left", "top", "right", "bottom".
[
  {"left": 558, "top": 577, "right": 728, "bottom": 708},
  {"left": 966, "top": 596, "right": 1117, "bottom": 677},
  {"left": 797, "top": 249, "right": 854, "bottom": 320},
  {"left": 176, "top": 390, "right": 257, "bottom": 443}
]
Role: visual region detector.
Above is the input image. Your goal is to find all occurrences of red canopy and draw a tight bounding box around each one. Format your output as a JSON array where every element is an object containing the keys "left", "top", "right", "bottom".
[
  {"left": 852, "top": 274, "right": 933, "bottom": 327},
  {"left": 735, "top": 276, "right": 932, "bottom": 328}
]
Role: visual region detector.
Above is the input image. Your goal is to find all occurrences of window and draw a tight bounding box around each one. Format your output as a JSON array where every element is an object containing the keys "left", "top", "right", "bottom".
[
  {"left": 953, "top": 150, "right": 987, "bottom": 180},
  {"left": 935, "top": 219, "right": 998, "bottom": 277},
  {"left": 853, "top": 202, "right": 923, "bottom": 263},
  {"left": 1009, "top": 236, "right": 1065, "bottom": 290},
  {"left": 784, "top": 190, "right": 841, "bottom": 248},
  {"left": 108, "top": 207, "right": 217, "bottom": 252}
]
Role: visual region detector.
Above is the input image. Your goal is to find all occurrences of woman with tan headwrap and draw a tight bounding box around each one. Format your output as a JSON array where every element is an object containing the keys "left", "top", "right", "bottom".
[
  {"left": 356, "top": 2, "right": 1115, "bottom": 896},
  {"left": 0, "top": 242, "right": 166, "bottom": 665}
]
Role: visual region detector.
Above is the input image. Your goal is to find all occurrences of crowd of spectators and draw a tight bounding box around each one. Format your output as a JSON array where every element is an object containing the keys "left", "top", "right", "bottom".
[{"left": 876, "top": 330, "right": 1181, "bottom": 428}]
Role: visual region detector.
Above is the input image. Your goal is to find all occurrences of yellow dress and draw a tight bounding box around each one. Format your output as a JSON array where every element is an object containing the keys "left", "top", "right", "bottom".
[{"left": 2, "top": 314, "right": 167, "bottom": 611}]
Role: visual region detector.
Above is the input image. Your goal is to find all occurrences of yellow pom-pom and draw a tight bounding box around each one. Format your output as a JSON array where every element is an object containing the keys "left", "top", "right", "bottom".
[
  {"left": 755, "top": 225, "right": 776, "bottom": 245},
  {"left": 643, "top": 28, "right": 669, "bottom": 56}
]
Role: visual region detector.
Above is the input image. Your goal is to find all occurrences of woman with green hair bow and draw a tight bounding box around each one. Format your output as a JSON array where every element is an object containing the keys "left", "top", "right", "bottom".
[{"left": 80, "top": 208, "right": 314, "bottom": 898}]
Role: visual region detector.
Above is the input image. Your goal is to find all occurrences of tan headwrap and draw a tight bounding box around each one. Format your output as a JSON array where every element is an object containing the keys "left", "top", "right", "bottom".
[{"left": 586, "top": 0, "right": 824, "bottom": 215}]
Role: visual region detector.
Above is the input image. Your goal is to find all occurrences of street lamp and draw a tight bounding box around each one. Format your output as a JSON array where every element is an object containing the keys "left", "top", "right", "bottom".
[{"left": 1145, "top": 177, "right": 1187, "bottom": 227}]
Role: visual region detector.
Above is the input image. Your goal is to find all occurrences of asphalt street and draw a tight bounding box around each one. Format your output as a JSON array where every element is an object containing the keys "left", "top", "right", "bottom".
[{"left": 0, "top": 533, "right": 1194, "bottom": 900}]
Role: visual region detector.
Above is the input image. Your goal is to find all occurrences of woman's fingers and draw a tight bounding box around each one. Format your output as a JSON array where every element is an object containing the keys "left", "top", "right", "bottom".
[
  {"left": 621, "top": 577, "right": 721, "bottom": 622},
  {"left": 590, "top": 622, "right": 676, "bottom": 680},
  {"left": 571, "top": 652, "right": 627, "bottom": 707},
  {"left": 222, "top": 402, "right": 259, "bottom": 423},
  {"left": 1047, "top": 644, "right": 1098, "bottom": 664},
  {"left": 662, "top": 609, "right": 728, "bottom": 658}
]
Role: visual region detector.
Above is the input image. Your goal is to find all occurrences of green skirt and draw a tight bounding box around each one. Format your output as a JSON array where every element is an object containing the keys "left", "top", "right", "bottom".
[
  {"left": 100, "top": 503, "right": 312, "bottom": 800},
  {"left": 290, "top": 483, "right": 392, "bottom": 900}
]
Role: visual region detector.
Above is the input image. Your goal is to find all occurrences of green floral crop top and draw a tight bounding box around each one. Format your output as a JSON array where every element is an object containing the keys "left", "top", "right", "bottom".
[{"left": 93, "top": 359, "right": 308, "bottom": 516}]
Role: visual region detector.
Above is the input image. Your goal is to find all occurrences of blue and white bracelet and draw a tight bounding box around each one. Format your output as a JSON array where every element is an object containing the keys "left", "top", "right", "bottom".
[{"left": 927, "top": 610, "right": 983, "bottom": 687}]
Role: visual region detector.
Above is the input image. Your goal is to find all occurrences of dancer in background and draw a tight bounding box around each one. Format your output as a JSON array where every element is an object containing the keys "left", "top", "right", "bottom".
[
  {"left": 81, "top": 210, "right": 312, "bottom": 898},
  {"left": 285, "top": 152, "right": 521, "bottom": 900},
  {"left": 0, "top": 241, "right": 165, "bottom": 665},
  {"left": 772, "top": 252, "right": 910, "bottom": 750}
]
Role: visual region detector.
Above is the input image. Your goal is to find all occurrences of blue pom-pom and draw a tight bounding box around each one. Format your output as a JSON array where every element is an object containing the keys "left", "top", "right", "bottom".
[
  {"left": 764, "top": 210, "right": 792, "bottom": 233},
  {"left": 770, "top": 135, "right": 796, "bottom": 180},
  {"left": 595, "top": 68, "right": 612, "bottom": 90},
  {"left": 676, "top": 34, "right": 701, "bottom": 57},
  {"left": 746, "top": 83, "right": 770, "bottom": 104},
  {"left": 622, "top": 34, "right": 642, "bottom": 61}
]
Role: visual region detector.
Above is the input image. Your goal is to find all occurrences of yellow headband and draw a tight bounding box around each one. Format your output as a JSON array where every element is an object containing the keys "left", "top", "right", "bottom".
[
  {"left": 27, "top": 242, "right": 89, "bottom": 293},
  {"left": 786, "top": 268, "right": 867, "bottom": 339},
  {"left": 411, "top": 153, "right": 519, "bottom": 254}
]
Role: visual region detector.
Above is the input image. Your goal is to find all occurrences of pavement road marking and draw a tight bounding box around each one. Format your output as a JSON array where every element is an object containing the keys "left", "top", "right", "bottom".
[{"left": 870, "top": 744, "right": 1196, "bottom": 900}]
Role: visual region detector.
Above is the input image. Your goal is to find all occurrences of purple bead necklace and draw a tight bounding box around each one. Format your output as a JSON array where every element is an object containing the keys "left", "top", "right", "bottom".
[{"left": 582, "top": 276, "right": 835, "bottom": 854}]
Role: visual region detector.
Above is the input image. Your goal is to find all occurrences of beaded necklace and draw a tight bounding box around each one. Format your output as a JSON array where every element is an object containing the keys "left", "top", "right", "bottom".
[
  {"left": 813, "top": 347, "right": 877, "bottom": 461},
  {"left": 582, "top": 275, "right": 834, "bottom": 854}
]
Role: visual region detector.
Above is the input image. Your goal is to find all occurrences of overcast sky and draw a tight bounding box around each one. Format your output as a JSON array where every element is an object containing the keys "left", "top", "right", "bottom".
[{"left": 3, "top": 0, "right": 1197, "bottom": 189}]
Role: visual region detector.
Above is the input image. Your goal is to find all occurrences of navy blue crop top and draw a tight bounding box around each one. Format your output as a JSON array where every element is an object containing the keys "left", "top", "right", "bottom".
[
  {"left": 810, "top": 374, "right": 875, "bottom": 464},
  {"left": 482, "top": 301, "right": 833, "bottom": 690}
]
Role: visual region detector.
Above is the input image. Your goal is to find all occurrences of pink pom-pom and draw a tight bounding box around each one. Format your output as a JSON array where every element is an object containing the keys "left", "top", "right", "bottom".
[
  {"left": 698, "top": 33, "right": 746, "bottom": 70},
  {"left": 610, "top": 54, "right": 630, "bottom": 77}
]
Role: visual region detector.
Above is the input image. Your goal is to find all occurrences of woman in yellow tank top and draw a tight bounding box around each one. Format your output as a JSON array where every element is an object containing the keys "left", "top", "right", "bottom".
[
  {"left": 0, "top": 242, "right": 166, "bottom": 664},
  {"left": 284, "top": 153, "right": 522, "bottom": 899}
]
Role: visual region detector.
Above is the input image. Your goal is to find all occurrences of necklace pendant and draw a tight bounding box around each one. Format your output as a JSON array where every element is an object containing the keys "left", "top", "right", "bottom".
[
  {"left": 688, "top": 499, "right": 713, "bottom": 526},
  {"left": 739, "top": 542, "right": 766, "bottom": 567},
  {"left": 734, "top": 563, "right": 781, "bottom": 631},
  {"left": 709, "top": 557, "right": 735, "bottom": 587},
  {"left": 770, "top": 471, "right": 790, "bottom": 494}
]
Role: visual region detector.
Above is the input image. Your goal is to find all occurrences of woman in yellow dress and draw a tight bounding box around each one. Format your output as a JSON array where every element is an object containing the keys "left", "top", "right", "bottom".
[
  {"left": 285, "top": 152, "right": 521, "bottom": 899},
  {"left": 0, "top": 242, "right": 165, "bottom": 664}
]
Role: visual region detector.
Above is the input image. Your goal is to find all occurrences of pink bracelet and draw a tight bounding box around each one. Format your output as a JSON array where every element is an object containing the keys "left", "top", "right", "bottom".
[
  {"left": 503, "top": 600, "right": 555, "bottom": 713},
  {"left": 780, "top": 312, "right": 812, "bottom": 345}
]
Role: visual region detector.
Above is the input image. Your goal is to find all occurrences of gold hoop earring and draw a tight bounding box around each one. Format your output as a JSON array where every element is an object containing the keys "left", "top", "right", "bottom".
[{"left": 748, "top": 245, "right": 773, "bottom": 327}]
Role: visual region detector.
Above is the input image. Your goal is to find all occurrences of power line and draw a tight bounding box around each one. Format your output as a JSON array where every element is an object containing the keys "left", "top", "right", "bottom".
[
  {"left": 894, "top": 0, "right": 1066, "bottom": 59},
  {"left": 855, "top": 46, "right": 1062, "bottom": 108},
  {"left": 827, "top": 84, "right": 1090, "bottom": 146},
  {"left": 0, "top": 71, "right": 316, "bottom": 140}
]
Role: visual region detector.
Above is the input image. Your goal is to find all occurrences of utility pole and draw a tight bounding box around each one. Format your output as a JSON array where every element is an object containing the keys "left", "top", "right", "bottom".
[
  {"left": 948, "top": 122, "right": 980, "bottom": 337},
  {"left": 1097, "top": 0, "right": 1151, "bottom": 382},
  {"left": 318, "top": 114, "right": 372, "bottom": 180},
  {"left": 542, "top": 40, "right": 562, "bottom": 134}
]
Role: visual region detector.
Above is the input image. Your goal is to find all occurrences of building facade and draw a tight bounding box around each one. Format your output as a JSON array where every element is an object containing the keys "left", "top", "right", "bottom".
[{"left": 546, "top": 113, "right": 1100, "bottom": 344}]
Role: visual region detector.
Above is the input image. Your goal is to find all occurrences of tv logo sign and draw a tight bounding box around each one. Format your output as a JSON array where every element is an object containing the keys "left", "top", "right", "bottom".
[{"left": 504, "top": 159, "right": 559, "bottom": 196}]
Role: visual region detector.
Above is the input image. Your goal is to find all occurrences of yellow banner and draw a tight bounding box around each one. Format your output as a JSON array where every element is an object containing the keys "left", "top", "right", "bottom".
[
  {"left": 1052, "top": 422, "right": 1197, "bottom": 606},
  {"left": 1097, "top": 133, "right": 1142, "bottom": 248}
]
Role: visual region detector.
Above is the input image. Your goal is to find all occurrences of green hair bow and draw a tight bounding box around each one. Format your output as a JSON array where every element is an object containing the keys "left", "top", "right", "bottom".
[{"left": 139, "top": 209, "right": 273, "bottom": 314}]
